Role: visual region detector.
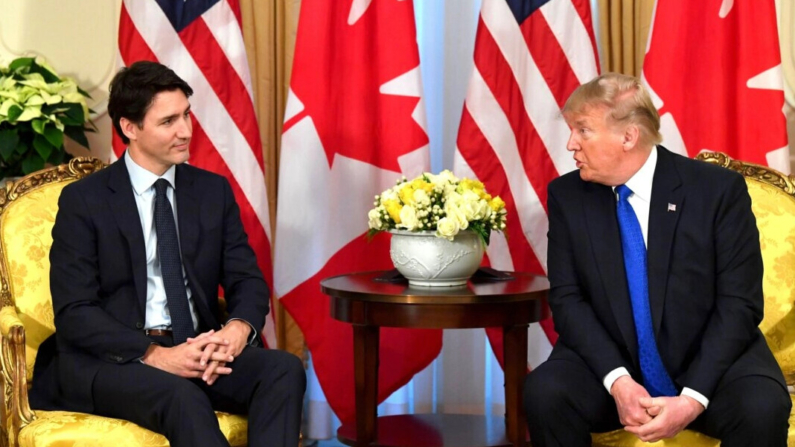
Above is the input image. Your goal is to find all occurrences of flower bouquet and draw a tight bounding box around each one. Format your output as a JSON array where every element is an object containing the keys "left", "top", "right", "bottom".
[{"left": 367, "top": 170, "right": 507, "bottom": 245}]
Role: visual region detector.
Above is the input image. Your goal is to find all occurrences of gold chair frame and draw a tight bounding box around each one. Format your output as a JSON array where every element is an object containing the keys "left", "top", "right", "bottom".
[
  {"left": 0, "top": 157, "right": 105, "bottom": 447},
  {"left": 592, "top": 151, "right": 795, "bottom": 446}
]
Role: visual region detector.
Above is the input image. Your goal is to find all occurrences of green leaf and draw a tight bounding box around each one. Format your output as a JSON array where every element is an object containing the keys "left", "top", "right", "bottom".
[
  {"left": 64, "top": 126, "right": 89, "bottom": 149},
  {"left": 469, "top": 222, "right": 491, "bottom": 247},
  {"left": 0, "top": 129, "right": 19, "bottom": 161},
  {"left": 21, "top": 153, "right": 45, "bottom": 174},
  {"left": 48, "top": 149, "right": 65, "bottom": 165},
  {"left": 15, "top": 140, "right": 28, "bottom": 155},
  {"left": 28, "top": 61, "right": 59, "bottom": 83},
  {"left": 8, "top": 57, "right": 34, "bottom": 72},
  {"left": 42, "top": 124, "right": 63, "bottom": 148},
  {"left": 63, "top": 102, "right": 85, "bottom": 123},
  {"left": 7, "top": 105, "right": 23, "bottom": 123},
  {"left": 77, "top": 86, "right": 92, "bottom": 99},
  {"left": 31, "top": 119, "right": 45, "bottom": 134},
  {"left": 33, "top": 134, "right": 54, "bottom": 161}
]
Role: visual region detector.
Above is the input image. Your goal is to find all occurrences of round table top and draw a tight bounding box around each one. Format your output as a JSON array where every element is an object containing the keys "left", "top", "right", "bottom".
[{"left": 321, "top": 270, "right": 548, "bottom": 305}]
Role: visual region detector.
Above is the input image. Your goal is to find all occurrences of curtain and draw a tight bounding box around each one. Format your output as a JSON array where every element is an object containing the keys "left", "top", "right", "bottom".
[
  {"left": 596, "top": 0, "right": 655, "bottom": 76},
  {"left": 239, "top": 0, "right": 304, "bottom": 356}
]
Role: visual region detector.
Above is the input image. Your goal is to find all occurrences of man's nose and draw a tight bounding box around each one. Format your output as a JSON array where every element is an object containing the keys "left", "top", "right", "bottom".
[
  {"left": 566, "top": 133, "right": 579, "bottom": 152},
  {"left": 177, "top": 116, "right": 192, "bottom": 138}
]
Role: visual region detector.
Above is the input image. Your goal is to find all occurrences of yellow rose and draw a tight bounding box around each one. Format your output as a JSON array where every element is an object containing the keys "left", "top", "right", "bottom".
[
  {"left": 384, "top": 199, "right": 403, "bottom": 223},
  {"left": 398, "top": 184, "right": 415, "bottom": 205},
  {"left": 489, "top": 196, "right": 506, "bottom": 212}
]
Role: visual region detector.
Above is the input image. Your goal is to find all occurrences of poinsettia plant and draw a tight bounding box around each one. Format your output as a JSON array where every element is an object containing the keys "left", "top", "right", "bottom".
[
  {"left": 0, "top": 57, "right": 94, "bottom": 177},
  {"left": 367, "top": 170, "right": 507, "bottom": 245}
]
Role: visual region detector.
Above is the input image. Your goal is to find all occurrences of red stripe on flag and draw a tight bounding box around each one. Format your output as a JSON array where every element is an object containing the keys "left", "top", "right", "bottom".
[
  {"left": 178, "top": 17, "right": 264, "bottom": 168},
  {"left": 457, "top": 108, "right": 545, "bottom": 276},
  {"left": 520, "top": 13, "right": 581, "bottom": 108},
  {"left": 226, "top": 0, "right": 243, "bottom": 29},
  {"left": 473, "top": 18, "right": 558, "bottom": 211},
  {"left": 118, "top": 5, "right": 159, "bottom": 66}
]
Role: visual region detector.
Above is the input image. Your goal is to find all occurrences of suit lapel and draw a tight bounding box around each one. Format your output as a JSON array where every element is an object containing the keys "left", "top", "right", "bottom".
[
  {"left": 174, "top": 164, "right": 199, "bottom": 263},
  {"left": 647, "top": 147, "right": 684, "bottom": 336},
  {"left": 107, "top": 159, "right": 148, "bottom": 312},
  {"left": 584, "top": 181, "right": 638, "bottom": 359},
  {"left": 174, "top": 166, "right": 217, "bottom": 328}
]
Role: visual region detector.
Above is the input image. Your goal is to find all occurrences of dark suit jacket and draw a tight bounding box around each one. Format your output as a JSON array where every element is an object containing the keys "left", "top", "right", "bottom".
[
  {"left": 30, "top": 159, "right": 269, "bottom": 413},
  {"left": 546, "top": 146, "right": 784, "bottom": 399}
]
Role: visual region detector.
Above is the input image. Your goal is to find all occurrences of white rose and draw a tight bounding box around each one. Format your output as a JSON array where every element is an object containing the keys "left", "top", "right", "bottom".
[
  {"left": 437, "top": 170, "right": 458, "bottom": 184},
  {"left": 368, "top": 208, "right": 383, "bottom": 230},
  {"left": 444, "top": 198, "right": 469, "bottom": 230},
  {"left": 413, "top": 188, "right": 431, "bottom": 207},
  {"left": 398, "top": 205, "right": 419, "bottom": 230},
  {"left": 381, "top": 187, "right": 399, "bottom": 203},
  {"left": 436, "top": 217, "right": 460, "bottom": 240}
]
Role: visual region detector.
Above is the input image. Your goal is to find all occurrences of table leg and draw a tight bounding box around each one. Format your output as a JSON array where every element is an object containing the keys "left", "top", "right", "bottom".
[
  {"left": 503, "top": 324, "right": 529, "bottom": 446},
  {"left": 354, "top": 324, "right": 379, "bottom": 446}
]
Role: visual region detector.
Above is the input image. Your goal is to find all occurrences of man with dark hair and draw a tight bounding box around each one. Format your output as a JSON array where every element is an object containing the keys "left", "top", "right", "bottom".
[
  {"left": 30, "top": 61, "right": 305, "bottom": 447},
  {"left": 524, "top": 73, "right": 789, "bottom": 446}
]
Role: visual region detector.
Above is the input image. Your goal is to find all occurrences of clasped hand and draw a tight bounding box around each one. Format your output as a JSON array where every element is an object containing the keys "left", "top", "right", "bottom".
[
  {"left": 612, "top": 376, "right": 704, "bottom": 443},
  {"left": 141, "top": 321, "right": 251, "bottom": 385}
]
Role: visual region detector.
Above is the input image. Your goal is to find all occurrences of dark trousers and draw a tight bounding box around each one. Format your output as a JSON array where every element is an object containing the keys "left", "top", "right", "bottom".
[
  {"left": 92, "top": 339, "right": 306, "bottom": 447},
  {"left": 524, "top": 353, "right": 791, "bottom": 447}
]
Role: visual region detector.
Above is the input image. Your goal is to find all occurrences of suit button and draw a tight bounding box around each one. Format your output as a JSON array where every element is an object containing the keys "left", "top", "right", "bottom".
[{"left": 135, "top": 322, "right": 144, "bottom": 329}]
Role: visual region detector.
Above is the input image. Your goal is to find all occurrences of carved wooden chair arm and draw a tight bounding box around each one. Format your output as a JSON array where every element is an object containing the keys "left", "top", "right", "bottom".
[{"left": 0, "top": 305, "right": 35, "bottom": 447}]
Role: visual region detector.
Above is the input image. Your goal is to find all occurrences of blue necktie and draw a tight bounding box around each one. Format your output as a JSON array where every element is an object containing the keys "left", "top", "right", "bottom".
[
  {"left": 154, "top": 179, "right": 196, "bottom": 344},
  {"left": 615, "top": 185, "right": 677, "bottom": 397}
]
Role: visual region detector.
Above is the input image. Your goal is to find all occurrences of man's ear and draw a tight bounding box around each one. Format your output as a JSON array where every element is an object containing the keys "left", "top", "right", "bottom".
[
  {"left": 119, "top": 117, "right": 139, "bottom": 143},
  {"left": 622, "top": 124, "right": 640, "bottom": 151}
]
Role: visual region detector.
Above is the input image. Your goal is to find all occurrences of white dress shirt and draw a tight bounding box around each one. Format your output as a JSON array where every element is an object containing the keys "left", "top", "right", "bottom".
[
  {"left": 603, "top": 147, "right": 709, "bottom": 409},
  {"left": 125, "top": 152, "right": 199, "bottom": 331}
]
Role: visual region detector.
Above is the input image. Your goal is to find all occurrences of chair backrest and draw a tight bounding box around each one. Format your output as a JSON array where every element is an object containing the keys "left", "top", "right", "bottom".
[
  {"left": 0, "top": 158, "right": 104, "bottom": 383},
  {"left": 697, "top": 152, "right": 795, "bottom": 386}
]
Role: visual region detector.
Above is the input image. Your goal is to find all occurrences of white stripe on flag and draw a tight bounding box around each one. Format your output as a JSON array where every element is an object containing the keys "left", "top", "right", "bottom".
[
  {"left": 125, "top": 1, "right": 271, "bottom": 238},
  {"left": 465, "top": 67, "right": 548, "bottom": 271},
  {"left": 481, "top": 0, "right": 575, "bottom": 176},
  {"left": 202, "top": 0, "right": 256, "bottom": 103},
  {"left": 539, "top": 0, "right": 599, "bottom": 84}
]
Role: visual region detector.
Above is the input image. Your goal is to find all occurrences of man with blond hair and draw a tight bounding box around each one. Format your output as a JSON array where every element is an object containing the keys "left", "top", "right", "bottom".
[{"left": 524, "top": 73, "right": 789, "bottom": 446}]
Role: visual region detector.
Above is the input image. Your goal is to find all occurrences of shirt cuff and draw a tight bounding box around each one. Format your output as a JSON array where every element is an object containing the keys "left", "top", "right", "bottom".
[
  {"left": 226, "top": 318, "right": 258, "bottom": 345},
  {"left": 603, "top": 367, "right": 631, "bottom": 394},
  {"left": 681, "top": 387, "right": 709, "bottom": 409}
]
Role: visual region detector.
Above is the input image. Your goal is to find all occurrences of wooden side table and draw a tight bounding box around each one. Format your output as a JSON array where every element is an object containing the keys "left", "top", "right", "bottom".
[{"left": 321, "top": 271, "right": 548, "bottom": 447}]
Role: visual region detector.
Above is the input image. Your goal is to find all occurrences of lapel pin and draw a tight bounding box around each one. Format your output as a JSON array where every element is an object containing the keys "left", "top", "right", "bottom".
[{"left": 667, "top": 203, "right": 677, "bottom": 212}]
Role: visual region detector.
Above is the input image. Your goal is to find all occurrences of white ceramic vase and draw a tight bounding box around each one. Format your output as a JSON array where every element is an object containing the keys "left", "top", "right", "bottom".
[{"left": 389, "top": 229, "right": 484, "bottom": 287}]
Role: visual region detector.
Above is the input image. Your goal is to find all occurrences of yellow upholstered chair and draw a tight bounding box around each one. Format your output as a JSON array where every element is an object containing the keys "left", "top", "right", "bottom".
[
  {"left": 592, "top": 152, "right": 795, "bottom": 447},
  {"left": 0, "top": 158, "right": 248, "bottom": 447}
]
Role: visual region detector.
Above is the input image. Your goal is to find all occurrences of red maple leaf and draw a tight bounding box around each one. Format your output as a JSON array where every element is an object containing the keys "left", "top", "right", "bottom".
[
  {"left": 644, "top": 0, "right": 786, "bottom": 166},
  {"left": 287, "top": 0, "right": 429, "bottom": 172}
]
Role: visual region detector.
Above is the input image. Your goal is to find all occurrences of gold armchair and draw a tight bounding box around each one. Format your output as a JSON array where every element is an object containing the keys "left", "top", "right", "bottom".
[
  {"left": 0, "top": 158, "right": 248, "bottom": 447},
  {"left": 592, "top": 152, "right": 795, "bottom": 446}
]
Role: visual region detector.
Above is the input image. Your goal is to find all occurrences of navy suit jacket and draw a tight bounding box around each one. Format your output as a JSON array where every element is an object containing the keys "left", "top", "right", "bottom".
[
  {"left": 30, "top": 159, "right": 269, "bottom": 413},
  {"left": 546, "top": 146, "right": 784, "bottom": 399}
]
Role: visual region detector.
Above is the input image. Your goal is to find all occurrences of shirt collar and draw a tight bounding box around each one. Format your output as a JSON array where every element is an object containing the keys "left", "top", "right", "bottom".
[
  {"left": 619, "top": 146, "right": 657, "bottom": 203},
  {"left": 124, "top": 150, "right": 177, "bottom": 196}
]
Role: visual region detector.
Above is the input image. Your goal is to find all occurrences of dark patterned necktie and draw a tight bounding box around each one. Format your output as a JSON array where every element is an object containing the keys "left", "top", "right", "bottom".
[
  {"left": 615, "top": 184, "right": 677, "bottom": 397},
  {"left": 153, "top": 179, "right": 196, "bottom": 344}
]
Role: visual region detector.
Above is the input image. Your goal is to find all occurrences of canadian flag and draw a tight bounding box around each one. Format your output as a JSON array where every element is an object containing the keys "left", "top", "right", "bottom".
[
  {"left": 642, "top": 0, "right": 790, "bottom": 173},
  {"left": 275, "top": 0, "right": 442, "bottom": 422}
]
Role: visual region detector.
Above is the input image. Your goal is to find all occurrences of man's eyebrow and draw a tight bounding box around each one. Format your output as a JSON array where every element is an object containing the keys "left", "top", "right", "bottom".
[{"left": 157, "top": 105, "right": 191, "bottom": 122}]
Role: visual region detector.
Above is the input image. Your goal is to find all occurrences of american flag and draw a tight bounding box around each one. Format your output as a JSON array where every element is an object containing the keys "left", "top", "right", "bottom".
[
  {"left": 115, "top": 0, "right": 277, "bottom": 347},
  {"left": 454, "top": 0, "right": 600, "bottom": 367}
]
